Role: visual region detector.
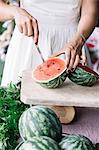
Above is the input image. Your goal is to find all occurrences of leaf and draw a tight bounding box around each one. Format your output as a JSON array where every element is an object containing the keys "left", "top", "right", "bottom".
[
  {"left": 0, "top": 83, "right": 28, "bottom": 149},
  {"left": 0, "top": 22, "right": 7, "bottom": 35}
]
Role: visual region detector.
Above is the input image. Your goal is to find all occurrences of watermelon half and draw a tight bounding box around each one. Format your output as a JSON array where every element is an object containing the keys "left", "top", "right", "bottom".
[
  {"left": 33, "top": 57, "right": 67, "bottom": 88},
  {"left": 68, "top": 63, "right": 99, "bottom": 86},
  {"left": 59, "top": 134, "right": 94, "bottom": 150},
  {"left": 19, "top": 105, "right": 62, "bottom": 142},
  {"left": 15, "top": 136, "right": 61, "bottom": 150}
]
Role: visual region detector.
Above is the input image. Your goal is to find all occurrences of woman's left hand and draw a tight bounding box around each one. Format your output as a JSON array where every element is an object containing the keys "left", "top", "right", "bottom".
[{"left": 50, "top": 34, "right": 87, "bottom": 72}]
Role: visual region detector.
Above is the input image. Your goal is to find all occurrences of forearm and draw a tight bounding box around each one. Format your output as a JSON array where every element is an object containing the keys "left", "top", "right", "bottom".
[
  {"left": 76, "top": 0, "right": 97, "bottom": 41},
  {"left": 0, "top": 0, "right": 18, "bottom": 21},
  {"left": 77, "top": 12, "right": 97, "bottom": 41}
]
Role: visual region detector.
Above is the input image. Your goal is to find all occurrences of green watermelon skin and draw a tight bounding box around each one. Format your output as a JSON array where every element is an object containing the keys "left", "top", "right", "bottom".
[
  {"left": 15, "top": 136, "right": 61, "bottom": 150},
  {"left": 59, "top": 134, "right": 94, "bottom": 150},
  {"left": 39, "top": 71, "right": 67, "bottom": 88},
  {"left": 33, "top": 57, "right": 67, "bottom": 89},
  {"left": 68, "top": 64, "right": 99, "bottom": 86},
  {"left": 19, "top": 106, "right": 62, "bottom": 142}
]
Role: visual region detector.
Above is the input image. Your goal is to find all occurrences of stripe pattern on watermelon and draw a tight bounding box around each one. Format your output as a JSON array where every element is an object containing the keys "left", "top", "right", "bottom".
[
  {"left": 33, "top": 57, "right": 67, "bottom": 88},
  {"left": 15, "top": 136, "right": 61, "bottom": 150},
  {"left": 68, "top": 64, "right": 99, "bottom": 86},
  {"left": 19, "top": 106, "right": 62, "bottom": 142},
  {"left": 59, "top": 134, "right": 94, "bottom": 150},
  {"left": 40, "top": 71, "right": 67, "bottom": 88}
]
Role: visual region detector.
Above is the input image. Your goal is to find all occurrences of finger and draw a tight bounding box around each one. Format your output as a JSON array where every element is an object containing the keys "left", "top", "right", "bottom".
[
  {"left": 80, "top": 54, "right": 87, "bottom": 66},
  {"left": 49, "top": 50, "right": 65, "bottom": 58},
  {"left": 81, "top": 47, "right": 87, "bottom": 66},
  {"left": 68, "top": 51, "right": 76, "bottom": 71},
  {"left": 65, "top": 49, "right": 71, "bottom": 69},
  {"left": 17, "top": 25, "right": 23, "bottom": 33},
  {"left": 22, "top": 22, "right": 28, "bottom": 36},
  {"left": 32, "top": 18, "right": 39, "bottom": 44},
  {"left": 27, "top": 20, "right": 33, "bottom": 36},
  {"left": 72, "top": 55, "right": 80, "bottom": 69}
]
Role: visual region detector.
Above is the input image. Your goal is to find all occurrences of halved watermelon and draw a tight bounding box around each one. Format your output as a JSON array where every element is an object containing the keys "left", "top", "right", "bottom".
[
  {"left": 68, "top": 63, "right": 99, "bottom": 86},
  {"left": 33, "top": 57, "right": 67, "bottom": 88}
]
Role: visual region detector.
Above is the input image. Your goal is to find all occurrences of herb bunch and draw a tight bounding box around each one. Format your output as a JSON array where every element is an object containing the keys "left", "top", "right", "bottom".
[{"left": 0, "top": 83, "right": 28, "bottom": 150}]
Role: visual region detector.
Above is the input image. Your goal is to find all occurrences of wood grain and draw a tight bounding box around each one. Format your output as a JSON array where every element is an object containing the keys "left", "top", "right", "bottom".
[{"left": 21, "top": 70, "right": 99, "bottom": 107}]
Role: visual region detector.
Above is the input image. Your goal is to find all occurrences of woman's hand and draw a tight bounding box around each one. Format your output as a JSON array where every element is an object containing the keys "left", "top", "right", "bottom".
[
  {"left": 50, "top": 34, "right": 87, "bottom": 72},
  {"left": 14, "top": 6, "right": 39, "bottom": 44}
]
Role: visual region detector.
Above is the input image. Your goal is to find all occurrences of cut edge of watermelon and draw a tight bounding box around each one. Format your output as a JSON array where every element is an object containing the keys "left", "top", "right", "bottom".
[
  {"left": 78, "top": 63, "right": 99, "bottom": 78},
  {"left": 32, "top": 57, "right": 67, "bottom": 83}
]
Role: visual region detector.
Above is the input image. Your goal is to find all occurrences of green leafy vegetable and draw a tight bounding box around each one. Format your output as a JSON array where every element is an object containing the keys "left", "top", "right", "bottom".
[
  {"left": 0, "top": 22, "right": 7, "bottom": 35},
  {"left": 0, "top": 83, "right": 28, "bottom": 150}
]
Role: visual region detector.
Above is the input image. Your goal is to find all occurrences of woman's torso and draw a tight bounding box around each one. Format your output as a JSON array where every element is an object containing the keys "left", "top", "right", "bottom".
[{"left": 21, "top": 0, "right": 82, "bottom": 25}]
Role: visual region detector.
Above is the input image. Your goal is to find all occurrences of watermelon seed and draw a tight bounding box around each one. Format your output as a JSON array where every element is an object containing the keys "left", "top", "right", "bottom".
[
  {"left": 46, "top": 62, "right": 50, "bottom": 67},
  {"left": 47, "top": 65, "right": 50, "bottom": 67},
  {"left": 39, "top": 67, "right": 42, "bottom": 70},
  {"left": 46, "top": 74, "right": 51, "bottom": 76},
  {"left": 58, "top": 68, "right": 60, "bottom": 70}
]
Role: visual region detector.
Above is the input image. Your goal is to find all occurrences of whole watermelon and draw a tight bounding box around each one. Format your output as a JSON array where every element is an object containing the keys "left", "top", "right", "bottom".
[
  {"left": 59, "top": 134, "right": 94, "bottom": 150},
  {"left": 15, "top": 136, "right": 61, "bottom": 150},
  {"left": 68, "top": 63, "right": 99, "bottom": 86},
  {"left": 19, "top": 105, "right": 62, "bottom": 142}
]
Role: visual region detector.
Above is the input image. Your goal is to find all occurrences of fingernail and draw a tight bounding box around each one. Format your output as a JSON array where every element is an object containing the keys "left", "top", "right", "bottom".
[
  {"left": 83, "top": 62, "right": 87, "bottom": 66},
  {"left": 71, "top": 68, "right": 75, "bottom": 72},
  {"left": 67, "top": 70, "right": 71, "bottom": 73},
  {"left": 35, "top": 41, "right": 37, "bottom": 45},
  {"left": 34, "top": 38, "right": 38, "bottom": 44},
  {"left": 34, "top": 39, "right": 36, "bottom": 44}
]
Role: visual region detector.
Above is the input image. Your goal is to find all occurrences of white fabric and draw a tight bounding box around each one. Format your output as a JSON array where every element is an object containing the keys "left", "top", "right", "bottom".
[{"left": 1, "top": 0, "right": 82, "bottom": 86}]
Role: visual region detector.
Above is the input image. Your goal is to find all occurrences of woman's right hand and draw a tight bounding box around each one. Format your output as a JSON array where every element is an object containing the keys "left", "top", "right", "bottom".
[{"left": 14, "top": 6, "right": 39, "bottom": 44}]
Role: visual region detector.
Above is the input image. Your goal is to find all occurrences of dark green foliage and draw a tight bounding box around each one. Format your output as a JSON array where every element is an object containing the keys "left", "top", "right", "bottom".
[
  {"left": 0, "top": 83, "right": 28, "bottom": 150},
  {"left": 0, "top": 22, "right": 7, "bottom": 35},
  {"left": 0, "top": 60, "right": 4, "bottom": 84}
]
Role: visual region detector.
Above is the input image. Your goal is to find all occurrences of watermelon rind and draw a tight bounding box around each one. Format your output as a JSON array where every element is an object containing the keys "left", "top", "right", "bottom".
[
  {"left": 68, "top": 64, "right": 99, "bottom": 86},
  {"left": 15, "top": 136, "right": 61, "bottom": 150},
  {"left": 39, "top": 71, "right": 67, "bottom": 88},
  {"left": 59, "top": 134, "right": 94, "bottom": 150},
  {"left": 19, "top": 105, "right": 62, "bottom": 142},
  {"left": 33, "top": 57, "right": 67, "bottom": 88}
]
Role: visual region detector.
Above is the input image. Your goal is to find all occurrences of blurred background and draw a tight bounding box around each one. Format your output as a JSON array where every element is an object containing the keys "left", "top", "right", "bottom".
[{"left": 0, "top": 0, "right": 99, "bottom": 84}]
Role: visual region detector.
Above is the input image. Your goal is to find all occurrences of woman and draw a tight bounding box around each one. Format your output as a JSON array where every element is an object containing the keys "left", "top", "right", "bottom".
[{"left": 0, "top": 0, "right": 97, "bottom": 86}]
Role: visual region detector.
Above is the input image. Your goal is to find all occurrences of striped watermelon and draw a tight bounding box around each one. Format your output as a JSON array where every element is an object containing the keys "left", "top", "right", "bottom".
[
  {"left": 15, "top": 136, "right": 61, "bottom": 150},
  {"left": 68, "top": 63, "right": 99, "bottom": 86},
  {"left": 19, "top": 105, "right": 62, "bottom": 142},
  {"left": 33, "top": 57, "right": 67, "bottom": 88},
  {"left": 59, "top": 134, "right": 94, "bottom": 150}
]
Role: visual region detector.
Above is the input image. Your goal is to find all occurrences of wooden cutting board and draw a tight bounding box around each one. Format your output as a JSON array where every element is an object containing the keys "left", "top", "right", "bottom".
[{"left": 21, "top": 70, "right": 99, "bottom": 107}]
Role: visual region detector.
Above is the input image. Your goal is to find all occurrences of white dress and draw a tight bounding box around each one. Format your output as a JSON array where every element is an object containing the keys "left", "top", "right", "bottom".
[{"left": 1, "top": 0, "right": 82, "bottom": 86}]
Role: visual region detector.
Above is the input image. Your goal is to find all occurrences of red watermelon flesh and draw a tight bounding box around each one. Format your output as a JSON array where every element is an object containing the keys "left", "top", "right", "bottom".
[{"left": 33, "top": 57, "right": 66, "bottom": 81}]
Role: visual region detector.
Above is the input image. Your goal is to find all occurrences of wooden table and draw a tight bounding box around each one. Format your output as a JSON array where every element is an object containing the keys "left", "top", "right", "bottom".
[{"left": 21, "top": 70, "right": 99, "bottom": 124}]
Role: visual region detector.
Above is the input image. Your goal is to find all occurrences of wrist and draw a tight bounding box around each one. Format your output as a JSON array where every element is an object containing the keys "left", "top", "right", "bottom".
[
  {"left": 69, "top": 33, "right": 85, "bottom": 47},
  {"left": 0, "top": 1, "right": 20, "bottom": 21},
  {"left": 10, "top": 5, "right": 20, "bottom": 20}
]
